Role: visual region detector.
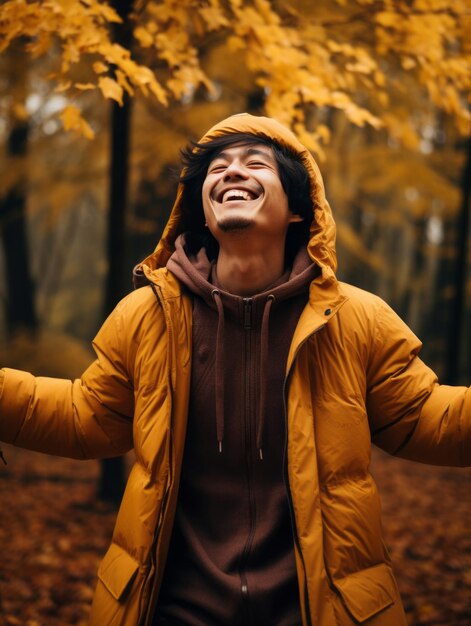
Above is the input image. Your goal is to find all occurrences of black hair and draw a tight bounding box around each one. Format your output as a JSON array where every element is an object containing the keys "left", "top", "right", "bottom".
[{"left": 178, "top": 132, "right": 313, "bottom": 262}]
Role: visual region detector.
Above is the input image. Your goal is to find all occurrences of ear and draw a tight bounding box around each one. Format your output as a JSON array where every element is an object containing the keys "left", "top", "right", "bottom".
[{"left": 288, "top": 212, "right": 304, "bottom": 224}]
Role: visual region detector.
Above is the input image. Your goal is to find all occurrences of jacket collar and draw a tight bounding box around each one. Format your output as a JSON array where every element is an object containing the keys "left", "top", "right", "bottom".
[{"left": 286, "top": 275, "right": 347, "bottom": 376}]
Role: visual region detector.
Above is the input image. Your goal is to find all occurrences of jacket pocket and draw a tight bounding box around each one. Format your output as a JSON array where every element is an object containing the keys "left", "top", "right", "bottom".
[
  {"left": 332, "top": 563, "right": 397, "bottom": 623},
  {"left": 97, "top": 542, "right": 140, "bottom": 601}
]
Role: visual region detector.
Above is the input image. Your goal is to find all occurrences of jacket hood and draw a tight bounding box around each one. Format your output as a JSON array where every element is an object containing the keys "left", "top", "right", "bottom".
[{"left": 137, "top": 113, "right": 337, "bottom": 282}]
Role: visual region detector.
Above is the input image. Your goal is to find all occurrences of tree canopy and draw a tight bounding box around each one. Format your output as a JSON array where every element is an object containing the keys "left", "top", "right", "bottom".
[{"left": 0, "top": 0, "right": 469, "bottom": 155}]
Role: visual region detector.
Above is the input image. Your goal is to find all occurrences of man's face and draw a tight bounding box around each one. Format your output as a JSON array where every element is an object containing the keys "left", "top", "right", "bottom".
[{"left": 202, "top": 142, "right": 301, "bottom": 239}]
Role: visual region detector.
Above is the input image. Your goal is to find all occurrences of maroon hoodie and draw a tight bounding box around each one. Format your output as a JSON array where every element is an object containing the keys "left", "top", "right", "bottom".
[{"left": 152, "top": 234, "right": 319, "bottom": 626}]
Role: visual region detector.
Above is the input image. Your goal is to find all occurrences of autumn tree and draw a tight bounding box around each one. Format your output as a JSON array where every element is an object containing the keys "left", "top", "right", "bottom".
[
  {"left": 0, "top": 0, "right": 468, "bottom": 152},
  {"left": 0, "top": 0, "right": 470, "bottom": 493}
]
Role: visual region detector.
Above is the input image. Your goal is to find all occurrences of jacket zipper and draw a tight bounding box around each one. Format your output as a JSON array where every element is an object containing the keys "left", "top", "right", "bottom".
[
  {"left": 141, "top": 284, "right": 176, "bottom": 626},
  {"left": 282, "top": 324, "right": 326, "bottom": 626},
  {"left": 141, "top": 431, "right": 173, "bottom": 626},
  {"left": 239, "top": 297, "right": 255, "bottom": 624},
  {"left": 141, "top": 479, "right": 171, "bottom": 626}
]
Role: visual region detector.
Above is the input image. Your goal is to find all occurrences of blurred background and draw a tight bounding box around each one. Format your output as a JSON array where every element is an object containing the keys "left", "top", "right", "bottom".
[{"left": 0, "top": 1, "right": 470, "bottom": 625}]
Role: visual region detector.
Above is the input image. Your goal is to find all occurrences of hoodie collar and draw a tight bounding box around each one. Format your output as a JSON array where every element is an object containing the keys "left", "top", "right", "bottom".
[
  {"left": 167, "top": 233, "right": 319, "bottom": 310},
  {"left": 166, "top": 233, "right": 319, "bottom": 458}
]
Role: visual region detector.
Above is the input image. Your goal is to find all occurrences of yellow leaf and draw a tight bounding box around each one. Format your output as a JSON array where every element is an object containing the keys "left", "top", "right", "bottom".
[
  {"left": 93, "top": 61, "right": 108, "bottom": 74},
  {"left": 134, "top": 25, "right": 154, "bottom": 48},
  {"left": 227, "top": 35, "right": 245, "bottom": 51},
  {"left": 123, "top": 63, "right": 168, "bottom": 104},
  {"left": 60, "top": 105, "right": 94, "bottom": 140},
  {"left": 345, "top": 61, "right": 374, "bottom": 74},
  {"left": 75, "top": 83, "right": 96, "bottom": 90},
  {"left": 375, "top": 12, "right": 399, "bottom": 27},
  {"left": 146, "top": 20, "right": 158, "bottom": 35},
  {"left": 55, "top": 80, "right": 72, "bottom": 92},
  {"left": 98, "top": 76, "right": 124, "bottom": 105},
  {"left": 167, "top": 76, "right": 187, "bottom": 100},
  {"left": 198, "top": 5, "right": 229, "bottom": 31},
  {"left": 148, "top": 78, "right": 168, "bottom": 106},
  {"left": 401, "top": 57, "right": 417, "bottom": 70},
  {"left": 115, "top": 69, "right": 135, "bottom": 96},
  {"left": 254, "top": 0, "right": 280, "bottom": 25},
  {"left": 86, "top": 0, "right": 122, "bottom": 23}
]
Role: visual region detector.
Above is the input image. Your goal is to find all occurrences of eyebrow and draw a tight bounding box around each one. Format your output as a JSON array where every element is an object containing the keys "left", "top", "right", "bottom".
[{"left": 211, "top": 146, "right": 273, "bottom": 163}]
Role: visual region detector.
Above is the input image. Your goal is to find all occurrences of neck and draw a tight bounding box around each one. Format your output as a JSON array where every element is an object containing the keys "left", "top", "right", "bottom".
[{"left": 215, "top": 238, "right": 286, "bottom": 296}]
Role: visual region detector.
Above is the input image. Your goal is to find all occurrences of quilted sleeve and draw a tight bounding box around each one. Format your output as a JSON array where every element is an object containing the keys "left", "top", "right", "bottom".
[
  {"left": 0, "top": 294, "right": 143, "bottom": 460},
  {"left": 366, "top": 298, "right": 471, "bottom": 467}
]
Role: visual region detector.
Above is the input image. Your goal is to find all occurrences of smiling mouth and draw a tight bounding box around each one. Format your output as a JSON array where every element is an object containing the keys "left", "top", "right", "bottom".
[{"left": 217, "top": 188, "right": 259, "bottom": 203}]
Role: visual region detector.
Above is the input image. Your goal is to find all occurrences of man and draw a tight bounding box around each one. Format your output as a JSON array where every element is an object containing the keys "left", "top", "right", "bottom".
[{"left": 0, "top": 113, "right": 470, "bottom": 626}]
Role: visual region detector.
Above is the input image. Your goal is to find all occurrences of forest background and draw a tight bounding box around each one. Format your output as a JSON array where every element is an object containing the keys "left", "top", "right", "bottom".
[{"left": 0, "top": 1, "right": 470, "bottom": 625}]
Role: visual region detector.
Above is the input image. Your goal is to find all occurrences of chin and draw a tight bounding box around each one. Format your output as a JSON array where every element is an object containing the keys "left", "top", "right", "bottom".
[{"left": 216, "top": 217, "right": 253, "bottom": 232}]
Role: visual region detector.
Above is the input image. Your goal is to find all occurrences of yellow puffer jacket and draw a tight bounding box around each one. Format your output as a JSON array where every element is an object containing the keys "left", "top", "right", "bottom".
[{"left": 1, "top": 114, "right": 470, "bottom": 626}]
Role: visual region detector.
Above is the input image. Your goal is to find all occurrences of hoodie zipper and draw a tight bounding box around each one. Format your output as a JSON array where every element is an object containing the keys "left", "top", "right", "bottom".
[
  {"left": 239, "top": 297, "right": 256, "bottom": 624},
  {"left": 282, "top": 400, "right": 312, "bottom": 626},
  {"left": 244, "top": 297, "right": 252, "bottom": 330},
  {"left": 282, "top": 324, "right": 326, "bottom": 626}
]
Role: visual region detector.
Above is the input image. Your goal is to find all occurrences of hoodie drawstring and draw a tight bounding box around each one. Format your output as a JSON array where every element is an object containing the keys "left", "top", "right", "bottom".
[
  {"left": 212, "top": 289, "right": 275, "bottom": 460},
  {"left": 211, "top": 289, "right": 225, "bottom": 453},
  {"left": 257, "top": 295, "right": 275, "bottom": 460}
]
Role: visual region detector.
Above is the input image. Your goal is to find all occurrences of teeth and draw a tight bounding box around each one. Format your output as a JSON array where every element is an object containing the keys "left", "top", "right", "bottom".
[{"left": 222, "top": 189, "right": 253, "bottom": 203}]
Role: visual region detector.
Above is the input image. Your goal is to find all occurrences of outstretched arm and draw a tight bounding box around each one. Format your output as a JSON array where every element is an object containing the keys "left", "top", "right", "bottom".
[
  {"left": 0, "top": 294, "right": 140, "bottom": 460},
  {"left": 366, "top": 298, "right": 471, "bottom": 466}
]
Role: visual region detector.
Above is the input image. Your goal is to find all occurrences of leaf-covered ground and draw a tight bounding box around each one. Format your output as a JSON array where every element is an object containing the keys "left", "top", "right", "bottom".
[{"left": 0, "top": 444, "right": 470, "bottom": 625}]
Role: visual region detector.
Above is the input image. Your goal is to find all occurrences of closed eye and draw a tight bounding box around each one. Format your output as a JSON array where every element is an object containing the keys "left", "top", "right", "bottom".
[{"left": 208, "top": 164, "right": 227, "bottom": 173}]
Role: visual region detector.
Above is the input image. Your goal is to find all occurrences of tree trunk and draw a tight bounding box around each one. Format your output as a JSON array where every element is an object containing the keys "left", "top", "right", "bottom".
[
  {"left": 98, "top": 0, "right": 134, "bottom": 504},
  {"left": 104, "top": 85, "right": 131, "bottom": 315},
  {"left": 445, "top": 136, "right": 471, "bottom": 384},
  {"left": 0, "top": 49, "right": 37, "bottom": 336}
]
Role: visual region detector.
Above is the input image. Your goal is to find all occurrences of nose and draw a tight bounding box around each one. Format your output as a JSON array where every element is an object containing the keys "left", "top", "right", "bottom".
[{"left": 223, "top": 160, "right": 248, "bottom": 181}]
